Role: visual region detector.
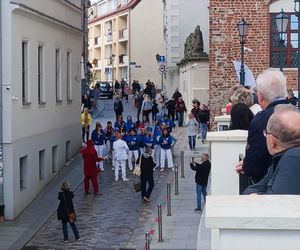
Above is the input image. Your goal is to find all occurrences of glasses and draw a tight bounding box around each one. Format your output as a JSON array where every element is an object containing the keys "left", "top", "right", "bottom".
[{"left": 263, "top": 130, "right": 279, "bottom": 140}]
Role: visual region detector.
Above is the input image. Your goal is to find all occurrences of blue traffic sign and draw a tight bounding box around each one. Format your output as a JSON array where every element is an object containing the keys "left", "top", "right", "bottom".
[{"left": 159, "top": 56, "right": 166, "bottom": 63}]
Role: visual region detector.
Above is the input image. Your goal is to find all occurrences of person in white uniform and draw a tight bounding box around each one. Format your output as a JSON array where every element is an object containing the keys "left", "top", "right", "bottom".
[{"left": 113, "top": 133, "right": 129, "bottom": 181}]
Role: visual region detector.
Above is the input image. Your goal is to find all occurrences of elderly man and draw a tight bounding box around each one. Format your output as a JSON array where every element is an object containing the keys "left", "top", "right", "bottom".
[
  {"left": 243, "top": 105, "right": 300, "bottom": 194},
  {"left": 236, "top": 69, "right": 288, "bottom": 186}
]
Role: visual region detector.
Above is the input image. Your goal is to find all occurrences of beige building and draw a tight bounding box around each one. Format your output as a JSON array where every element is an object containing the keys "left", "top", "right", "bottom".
[{"left": 88, "top": 0, "right": 165, "bottom": 87}]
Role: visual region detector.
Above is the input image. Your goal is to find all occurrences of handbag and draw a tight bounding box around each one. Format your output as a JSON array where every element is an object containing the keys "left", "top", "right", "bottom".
[
  {"left": 133, "top": 155, "right": 142, "bottom": 177},
  {"left": 133, "top": 178, "right": 141, "bottom": 192},
  {"left": 62, "top": 192, "right": 77, "bottom": 223}
]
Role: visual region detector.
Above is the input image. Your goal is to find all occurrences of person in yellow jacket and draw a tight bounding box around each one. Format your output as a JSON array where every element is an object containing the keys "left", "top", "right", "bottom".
[{"left": 81, "top": 108, "right": 92, "bottom": 143}]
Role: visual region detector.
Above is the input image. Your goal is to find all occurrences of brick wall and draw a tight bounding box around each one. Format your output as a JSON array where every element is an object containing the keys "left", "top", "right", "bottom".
[{"left": 209, "top": 0, "right": 298, "bottom": 119}]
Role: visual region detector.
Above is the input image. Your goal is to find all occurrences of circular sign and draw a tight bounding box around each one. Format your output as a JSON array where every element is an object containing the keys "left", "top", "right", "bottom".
[{"left": 159, "top": 65, "right": 166, "bottom": 73}]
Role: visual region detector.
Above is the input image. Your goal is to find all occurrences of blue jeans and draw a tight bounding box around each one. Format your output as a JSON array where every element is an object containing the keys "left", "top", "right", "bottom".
[
  {"left": 178, "top": 112, "right": 184, "bottom": 127},
  {"left": 188, "top": 135, "right": 196, "bottom": 150},
  {"left": 196, "top": 184, "right": 207, "bottom": 209},
  {"left": 62, "top": 219, "right": 80, "bottom": 241},
  {"left": 200, "top": 123, "right": 208, "bottom": 141}
]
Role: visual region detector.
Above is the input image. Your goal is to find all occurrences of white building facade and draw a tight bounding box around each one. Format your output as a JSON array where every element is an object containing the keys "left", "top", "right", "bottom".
[
  {"left": 1, "top": 0, "right": 83, "bottom": 220},
  {"left": 163, "top": 0, "right": 209, "bottom": 97}
]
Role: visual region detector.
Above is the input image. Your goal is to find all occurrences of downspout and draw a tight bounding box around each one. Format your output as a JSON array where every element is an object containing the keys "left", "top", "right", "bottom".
[{"left": 0, "top": 0, "right": 4, "bottom": 221}]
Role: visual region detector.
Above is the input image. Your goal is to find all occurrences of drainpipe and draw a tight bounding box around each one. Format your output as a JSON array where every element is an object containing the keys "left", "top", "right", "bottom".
[{"left": 0, "top": 0, "right": 4, "bottom": 221}]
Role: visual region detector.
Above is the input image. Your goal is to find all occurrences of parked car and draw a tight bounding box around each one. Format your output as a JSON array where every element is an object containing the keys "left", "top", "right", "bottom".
[{"left": 98, "top": 81, "right": 113, "bottom": 99}]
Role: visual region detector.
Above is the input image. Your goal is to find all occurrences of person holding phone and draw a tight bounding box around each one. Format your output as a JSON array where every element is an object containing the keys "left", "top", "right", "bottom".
[{"left": 190, "top": 153, "right": 211, "bottom": 212}]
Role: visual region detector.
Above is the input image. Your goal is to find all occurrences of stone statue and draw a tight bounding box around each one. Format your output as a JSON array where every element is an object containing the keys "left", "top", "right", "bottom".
[{"left": 184, "top": 25, "right": 206, "bottom": 59}]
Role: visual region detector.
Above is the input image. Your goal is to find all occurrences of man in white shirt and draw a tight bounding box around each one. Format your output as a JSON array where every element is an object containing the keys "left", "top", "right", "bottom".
[{"left": 113, "top": 133, "right": 129, "bottom": 181}]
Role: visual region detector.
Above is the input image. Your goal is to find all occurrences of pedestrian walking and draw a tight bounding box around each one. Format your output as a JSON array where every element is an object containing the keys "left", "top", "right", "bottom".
[
  {"left": 114, "top": 80, "right": 120, "bottom": 95},
  {"left": 124, "top": 83, "right": 130, "bottom": 102},
  {"left": 153, "top": 122, "right": 162, "bottom": 168},
  {"left": 104, "top": 121, "right": 113, "bottom": 161},
  {"left": 81, "top": 108, "right": 92, "bottom": 143},
  {"left": 141, "top": 94, "right": 153, "bottom": 122},
  {"left": 114, "top": 95, "right": 123, "bottom": 122},
  {"left": 166, "top": 98, "right": 176, "bottom": 121},
  {"left": 198, "top": 104, "right": 210, "bottom": 143},
  {"left": 138, "top": 128, "right": 147, "bottom": 154},
  {"left": 156, "top": 91, "right": 167, "bottom": 116},
  {"left": 186, "top": 112, "right": 199, "bottom": 151},
  {"left": 172, "top": 88, "right": 182, "bottom": 120},
  {"left": 57, "top": 181, "right": 80, "bottom": 243},
  {"left": 113, "top": 133, "right": 130, "bottom": 181},
  {"left": 159, "top": 128, "right": 174, "bottom": 171},
  {"left": 121, "top": 78, "right": 126, "bottom": 99},
  {"left": 135, "top": 90, "right": 144, "bottom": 121},
  {"left": 137, "top": 147, "right": 156, "bottom": 203},
  {"left": 152, "top": 100, "right": 159, "bottom": 123},
  {"left": 81, "top": 94, "right": 92, "bottom": 112},
  {"left": 176, "top": 96, "right": 187, "bottom": 127},
  {"left": 125, "top": 115, "right": 135, "bottom": 132},
  {"left": 126, "top": 129, "right": 139, "bottom": 171},
  {"left": 91, "top": 122, "right": 106, "bottom": 171},
  {"left": 190, "top": 154, "right": 211, "bottom": 212},
  {"left": 80, "top": 140, "right": 104, "bottom": 195}
]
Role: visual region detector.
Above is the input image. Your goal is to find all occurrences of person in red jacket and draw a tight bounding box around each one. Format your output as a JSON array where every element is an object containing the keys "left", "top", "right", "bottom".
[{"left": 80, "top": 140, "right": 105, "bottom": 195}]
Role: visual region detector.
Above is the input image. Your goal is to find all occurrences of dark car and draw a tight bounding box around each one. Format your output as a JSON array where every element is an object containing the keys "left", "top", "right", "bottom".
[{"left": 98, "top": 81, "right": 113, "bottom": 99}]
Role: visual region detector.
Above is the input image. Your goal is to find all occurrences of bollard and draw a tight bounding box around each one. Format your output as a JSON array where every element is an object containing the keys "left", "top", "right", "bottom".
[
  {"left": 158, "top": 204, "right": 163, "bottom": 242},
  {"left": 175, "top": 165, "right": 179, "bottom": 195},
  {"left": 167, "top": 182, "right": 172, "bottom": 216},
  {"left": 180, "top": 151, "right": 185, "bottom": 178},
  {"left": 145, "top": 231, "right": 151, "bottom": 250}
]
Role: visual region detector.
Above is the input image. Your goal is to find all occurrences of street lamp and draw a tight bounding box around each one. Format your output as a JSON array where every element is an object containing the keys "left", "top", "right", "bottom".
[
  {"left": 237, "top": 18, "right": 249, "bottom": 86},
  {"left": 295, "top": 0, "right": 300, "bottom": 109},
  {"left": 275, "top": 9, "right": 289, "bottom": 72}
]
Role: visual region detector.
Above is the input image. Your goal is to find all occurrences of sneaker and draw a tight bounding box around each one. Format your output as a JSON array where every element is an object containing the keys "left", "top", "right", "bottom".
[
  {"left": 100, "top": 168, "right": 104, "bottom": 172},
  {"left": 194, "top": 208, "right": 202, "bottom": 212},
  {"left": 76, "top": 238, "right": 81, "bottom": 241},
  {"left": 112, "top": 167, "right": 115, "bottom": 171},
  {"left": 193, "top": 149, "right": 196, "bottom": 151},
  {"left": 84, "top": 192, "right": 89, "bottom": 195},
  {"left": 202, "top": 140, "right": 204, "bottom": 143},
  {"left": 115, "top": 178, "right": 119, "bottom": 182},
  {"left": 94, "top": 192, "right": 103, "bottom": 195},
  {"left": 171, "top": 167, "right": 175, "bottom": 171},
  {"left": 160, "top": 168, "right": 165, "bottom": 172},
  {"left": 63, "top": 240, "right": 69, "bottom": 243},
  {"left": 129, "top": 168, "right": 133, "bottom": 171},
  {"left": 143, "top": 197, "right": 151, "bottom": 203},
  {"left": 123, "top": 178, "right": 129, "bottom": 181}
]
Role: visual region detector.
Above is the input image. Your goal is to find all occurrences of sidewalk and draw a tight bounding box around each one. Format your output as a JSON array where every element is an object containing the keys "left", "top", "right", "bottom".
[
  {"left": 0, "top": 101, "right": 105, "bottom": 250},
  {"left": 126, "top": 128, "right": 209, "bottom": 250}
]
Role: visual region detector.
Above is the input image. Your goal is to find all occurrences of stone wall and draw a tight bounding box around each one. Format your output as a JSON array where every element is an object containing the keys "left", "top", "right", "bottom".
[{"left": 209, "top": 0, "right": 298, "bottom": 120}]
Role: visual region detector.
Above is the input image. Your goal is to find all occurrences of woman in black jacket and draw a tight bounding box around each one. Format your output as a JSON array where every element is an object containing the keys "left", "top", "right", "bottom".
[
  {"left": 57, "top": 181, "right": 80, "bottom": 242},
  {"left": 137, "top": 147, "right": 156, "bottom": 203}
]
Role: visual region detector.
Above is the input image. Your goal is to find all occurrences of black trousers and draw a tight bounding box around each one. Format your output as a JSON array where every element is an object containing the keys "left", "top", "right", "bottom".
[
  {"left": 168, "top": 110, "right": 175, "bottom": 121},
  {"left": 115, "top": 111, "right": 122, "bottom": 122},
  {"left": 141, "top": 174, "right": 154, "bottom": 199},
  {"left": 82, "top": 126, "right": 90, "bottom": 143}
]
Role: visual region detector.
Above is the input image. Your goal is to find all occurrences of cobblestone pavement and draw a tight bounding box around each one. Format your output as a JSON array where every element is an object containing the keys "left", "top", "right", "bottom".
[{"left": 25, "top": 97, "right": 180, "bottom": 250}]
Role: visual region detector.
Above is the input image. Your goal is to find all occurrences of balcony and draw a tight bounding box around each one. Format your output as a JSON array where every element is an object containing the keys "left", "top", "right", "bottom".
[
  {"left": 119, "top": 29, "right": 128, "bottom": 41},
  {"left": 94, "top": 37, "right": 102, "bottom": 47},
  {"left": 118, "top": 54, "right": 129, "bottom": 66}
]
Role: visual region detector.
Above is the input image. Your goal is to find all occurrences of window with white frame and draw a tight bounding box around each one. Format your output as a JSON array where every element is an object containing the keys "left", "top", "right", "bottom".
[
  {"left": 22, "top": 41, "right": 30, "bottom": 105},
  {"left": 38, "top": 45, "right": 45, "bottom": 104},
  {"left": 55, "top": 49, "right": 62, "bottom": 103},
  {"left": 66, "top": 51, "right": 72, "bottom": 102}
]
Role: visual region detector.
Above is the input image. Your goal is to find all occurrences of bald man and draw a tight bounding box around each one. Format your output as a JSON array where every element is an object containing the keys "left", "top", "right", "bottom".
[{"left": 243, "top": 105, "right": 300, "bottom": 195}]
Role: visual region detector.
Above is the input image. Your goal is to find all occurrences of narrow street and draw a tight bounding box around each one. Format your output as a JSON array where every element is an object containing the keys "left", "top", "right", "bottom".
[{"left": 25, "top": 97, "right": 177, "bottom": 249}]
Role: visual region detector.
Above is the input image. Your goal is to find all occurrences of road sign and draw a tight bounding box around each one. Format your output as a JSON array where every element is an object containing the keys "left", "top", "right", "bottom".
[
  {"left": 105, "top": 67, "right": 110, "bottom": 74},
  {"left": 159, "top": 65, "right": 166, "bottom": 74},
  {"left": 135, "top": 65, "right": 142, "bottom": 68},
  {"left": 129, "top": 61, "right": 136, "bottom": 65},
  {"left": 159, "top": 56, "right": 166, "bottom": 63}
]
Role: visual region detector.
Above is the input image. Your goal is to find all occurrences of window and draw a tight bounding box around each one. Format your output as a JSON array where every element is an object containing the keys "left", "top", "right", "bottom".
[
  {"left": 22, "top": 41, "right": 30, "bottom": 105},
  {"left": 38, "top": 45, "right": 45, "bottom": 104},
  {"left": 39, "top": 150, "right": 45, "bottom": 180},
  {"left": 65, "top": 140, "right": 71, "bottom": 164},
  {"left": 20, "top": 156, "right": 28, "bottom": 191},
  {"left": 66, "top": 51, "right": 72, "bottom": 102},
  {"left": 270, "top": 13, "right": 298, "bottom": 68},
  {"left": 52, "top": 146, "right": 58, "bottom": 173},
  {"left": 55, "top": 49, "right": 62, "bottom": 103}
]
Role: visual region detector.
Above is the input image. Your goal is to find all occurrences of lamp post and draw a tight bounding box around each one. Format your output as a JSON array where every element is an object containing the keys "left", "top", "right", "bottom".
[
  {"left": 275, "top": 9, "right": 289, "bottom": 72},
  {"left": 237, "top": 18, "right": 249, "bottom": 86},
  {"left": 295, "top": 0, "right": 300, "bottom": 109}
]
